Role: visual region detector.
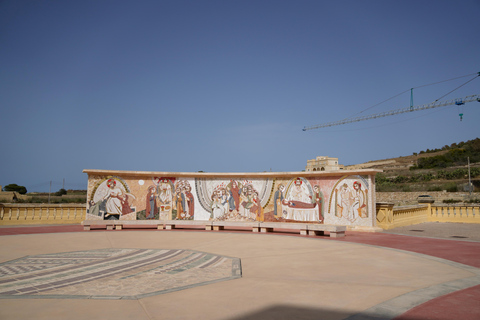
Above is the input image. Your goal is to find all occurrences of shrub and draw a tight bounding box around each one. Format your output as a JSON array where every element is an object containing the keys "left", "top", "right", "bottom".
[{"left": 443, "top": 199, "right": 462, "bottom": 204}]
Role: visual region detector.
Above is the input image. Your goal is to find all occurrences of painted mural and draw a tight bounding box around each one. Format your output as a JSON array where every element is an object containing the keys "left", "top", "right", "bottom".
[
  {"left": 326, "top": 175, "right": 370, "bottom": 226},
  {"left": 85, "top": 173, "right": 375, "bottom": 227}
]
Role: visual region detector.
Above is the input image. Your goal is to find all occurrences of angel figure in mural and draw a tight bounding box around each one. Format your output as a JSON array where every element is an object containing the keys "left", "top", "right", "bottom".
[
  {"left": 146, "top": 185, "right": 158, "bottom": 219},
  {"left": 103, "top": 179, "right": 135, "bottom": 220}
]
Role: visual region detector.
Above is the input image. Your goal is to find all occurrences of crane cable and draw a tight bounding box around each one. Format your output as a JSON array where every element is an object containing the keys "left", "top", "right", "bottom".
[
  {"left": 433, "top": 74, "right": 480, "bottom": 102},
  {"left": 340, "top": 72, "right": 480, "bottom": 121}
]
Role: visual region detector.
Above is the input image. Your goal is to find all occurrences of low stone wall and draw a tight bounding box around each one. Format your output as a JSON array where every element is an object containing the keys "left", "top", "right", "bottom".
[{"left": 376, "top": 191, "right": 476, "bottom": 206}]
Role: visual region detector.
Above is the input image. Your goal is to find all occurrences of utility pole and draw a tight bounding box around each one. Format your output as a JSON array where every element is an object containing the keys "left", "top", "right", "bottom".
[
  {"left": 48, "top": 181, "right": 52, "bottom": 204},
  {"left": 468, "top": 157, "right": 472, "bottom": 195}
]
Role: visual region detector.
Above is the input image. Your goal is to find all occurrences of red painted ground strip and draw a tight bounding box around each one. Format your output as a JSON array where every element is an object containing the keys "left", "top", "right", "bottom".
[
  {"left": 1, "top": 225, "right": 479, "bottom": 319},
  {"left": 393, "top": 284, "right": 480, "bottom": 320}
]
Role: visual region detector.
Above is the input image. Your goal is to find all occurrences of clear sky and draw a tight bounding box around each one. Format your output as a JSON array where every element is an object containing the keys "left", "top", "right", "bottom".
[{"left": 1, "top": 0, "right": 479, "bottom": 192}]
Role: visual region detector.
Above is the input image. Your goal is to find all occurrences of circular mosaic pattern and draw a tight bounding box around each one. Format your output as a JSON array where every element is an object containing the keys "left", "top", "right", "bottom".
[{"left": 0, "top": 249, "right": 241, "bottom": 299}]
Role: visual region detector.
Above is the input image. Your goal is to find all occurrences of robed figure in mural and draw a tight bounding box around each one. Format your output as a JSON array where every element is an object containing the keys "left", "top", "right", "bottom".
[
  {"left": 273, "top": 184, "right": 285, "bottom": 219},
  {"left": 335, "top": 180, "right": 368, "bottom": 222},
  {"left": 313, "top": 185, "right": 323, "bottom": 222},
  {"left": 103, "top": 179, "right": 125, "bottom": 220},
  {"left": 352, "top": 181, "right": 368, "bottom": 218},
  {"left": 146, "top": 186, "right": 158, "bottom": 219},
  {"left": 185, "top": 186, "right": 195, "bottom": 219},
  {"left": 173, "top": 187, "right": 184, "bottom": 219}
]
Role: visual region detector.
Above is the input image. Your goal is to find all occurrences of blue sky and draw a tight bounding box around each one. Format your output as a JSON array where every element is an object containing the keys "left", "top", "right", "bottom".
[{"left": 1, "top": 0, "right": 479, "bottom": 192}]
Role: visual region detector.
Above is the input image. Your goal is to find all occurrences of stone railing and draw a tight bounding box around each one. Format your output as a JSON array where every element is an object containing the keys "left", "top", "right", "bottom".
[
  {"left": 376, "top": 203, "right": 480, "bottom": 229},
  {"left": 429, "top": 205, "right": 480, "bottom": 223},
  {"left": 0, "top": 204, "right": 86, "bottom": 225}
]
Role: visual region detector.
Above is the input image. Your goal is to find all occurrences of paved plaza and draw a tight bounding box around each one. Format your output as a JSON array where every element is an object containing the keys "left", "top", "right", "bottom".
[{"left": 0, "top": 223, "right": 479, "bottom": 320}]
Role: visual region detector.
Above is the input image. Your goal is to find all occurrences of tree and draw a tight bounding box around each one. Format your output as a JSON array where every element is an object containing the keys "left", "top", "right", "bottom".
[
  {"left": 3, "top": 184, "right": 27, "bottom": 194},
  {"left": 54, "top": 188, "right": 67, "bottom": 196}
]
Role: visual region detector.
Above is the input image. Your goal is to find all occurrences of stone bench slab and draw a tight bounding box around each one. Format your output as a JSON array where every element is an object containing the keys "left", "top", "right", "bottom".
[{"left": 82, "top": 220, "right": 346, "bottom": 237}]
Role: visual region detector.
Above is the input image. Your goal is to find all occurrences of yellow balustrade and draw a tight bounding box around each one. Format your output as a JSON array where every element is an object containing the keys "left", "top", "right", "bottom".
[
  {"left": 429, "top": 206, "right": 480, "bottom": 223},
  {"left": 376, "top": 203, "right": 480, "bottom": 229},
  {"left": 0, "top": 204, "right": 86, "bottom": 225}
]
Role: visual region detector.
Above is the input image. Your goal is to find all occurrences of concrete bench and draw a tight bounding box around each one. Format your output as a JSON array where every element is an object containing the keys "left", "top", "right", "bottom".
[
  {"left": 306, "top": 224, "right": 346, "bottom": 237},
  {"left": 259, "top": 222, "right": 309, "bottom": 234},
  {"left": 211, "top": 221, "right": 261, "bottom": 232},
  {"left": 258, "top": 222, "right": 346, "bottom": 238},
  {"left": 82, "top": 220, "right": 117, "bottom": 231},
  {"left": 82, "top": 220, "right": 346, "bottom": 238},
  {"left": 163, "top": 220, "right": 212, "bottom": 230}
]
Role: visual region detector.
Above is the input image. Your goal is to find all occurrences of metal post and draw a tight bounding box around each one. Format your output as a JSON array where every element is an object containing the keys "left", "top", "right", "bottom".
[
  {"left": 410, "top": 88, "right": 414, "bottom": 111},
  {"left": 468, "top": 157, "right": 472, "bottom": 195}
]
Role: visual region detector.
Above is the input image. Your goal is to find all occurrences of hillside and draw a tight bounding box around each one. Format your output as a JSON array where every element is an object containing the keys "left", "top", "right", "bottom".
[{"left": 348, "top": 138, "right": 480, "bottom": 193}]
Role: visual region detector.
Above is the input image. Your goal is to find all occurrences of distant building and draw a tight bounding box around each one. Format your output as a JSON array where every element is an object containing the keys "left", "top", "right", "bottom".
[{"left": 305, "top": 156, "right": 344, "bottom": 172}]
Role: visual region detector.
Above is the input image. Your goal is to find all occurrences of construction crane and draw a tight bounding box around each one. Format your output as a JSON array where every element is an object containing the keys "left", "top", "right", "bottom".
[{"left": 302, "top": 94, "right": 480, "bottom": 131}]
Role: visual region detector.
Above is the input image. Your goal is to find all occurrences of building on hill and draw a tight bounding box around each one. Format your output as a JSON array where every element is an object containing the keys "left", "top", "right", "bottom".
[{"left": 305, "top": 156, "right": 344, "bottom": 171}]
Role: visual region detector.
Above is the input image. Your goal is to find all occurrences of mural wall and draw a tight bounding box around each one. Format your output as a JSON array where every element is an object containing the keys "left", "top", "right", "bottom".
[{"left": 85, "top": 171, "right": 377, "bottom": 227}]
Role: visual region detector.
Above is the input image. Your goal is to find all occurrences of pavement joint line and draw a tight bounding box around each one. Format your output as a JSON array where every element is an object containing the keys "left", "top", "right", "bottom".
[{"left": 384, "top": 231, "right": 480, "bottom": 243}]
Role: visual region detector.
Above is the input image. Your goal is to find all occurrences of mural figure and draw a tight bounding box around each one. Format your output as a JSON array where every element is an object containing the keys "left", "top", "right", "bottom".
[
  {"left": 146, "top": 185, "right": 158, "bottom": 219},
  {"left": 154, "top": 177, "right": 174, "bottom": 219},
  {"left": 173, "top": 187, "right": 184, "bottom": 219},
  {"left": 104, "top": 179, "right": 124, "bottom": 219},
  {"left": 185, "top": 185, "right": 195, "bottom": 219},
  {"left": 273, "top": 184, "right": 285, "bottom": 219},
  {"left": 172, "top": 180, "right": 194, "bottom": 220},
  {"left": 88, "top": 177, "right": 135, "bottom": 220},
  {"left": 282, "top": 178, "right": 320, "bottom": 222},
  {"left": 313, "top": 185, "right": 323, "bottom": 222},
  {"left": 250, "top": 191, "right": 262, "bottom": 220},
  {"left": 336, "top": 183, "right": 350, "bottom": 219},
  {"left": 352, "top": 181, "right": 368, "bottom": 218},
  {"left": 332, "top": 178, "right": 369, "bottom": 223},
  {"left": 211, "top": 190, "right": 225, "bottom": 219},
  {"left": 230, "top": 180, "right": 241, "bottom": 212},
  {"left": 194, "top": 178, "right": 272, "bottom": 221}
]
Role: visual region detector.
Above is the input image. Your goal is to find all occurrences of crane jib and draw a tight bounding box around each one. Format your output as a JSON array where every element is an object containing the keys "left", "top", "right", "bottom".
[{"left": 303, "top": 94, "right": 480, "bottom": 131}]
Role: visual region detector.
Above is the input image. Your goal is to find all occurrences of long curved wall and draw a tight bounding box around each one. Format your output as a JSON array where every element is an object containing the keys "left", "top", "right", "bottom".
[{"left": 83, "top": 170, "right": 380, "bottom": 227}]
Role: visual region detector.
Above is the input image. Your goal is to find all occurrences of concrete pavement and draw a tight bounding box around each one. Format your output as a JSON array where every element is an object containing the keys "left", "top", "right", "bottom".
[{"left": 0, "top": 224, "right": 479, "bottom": 320}]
